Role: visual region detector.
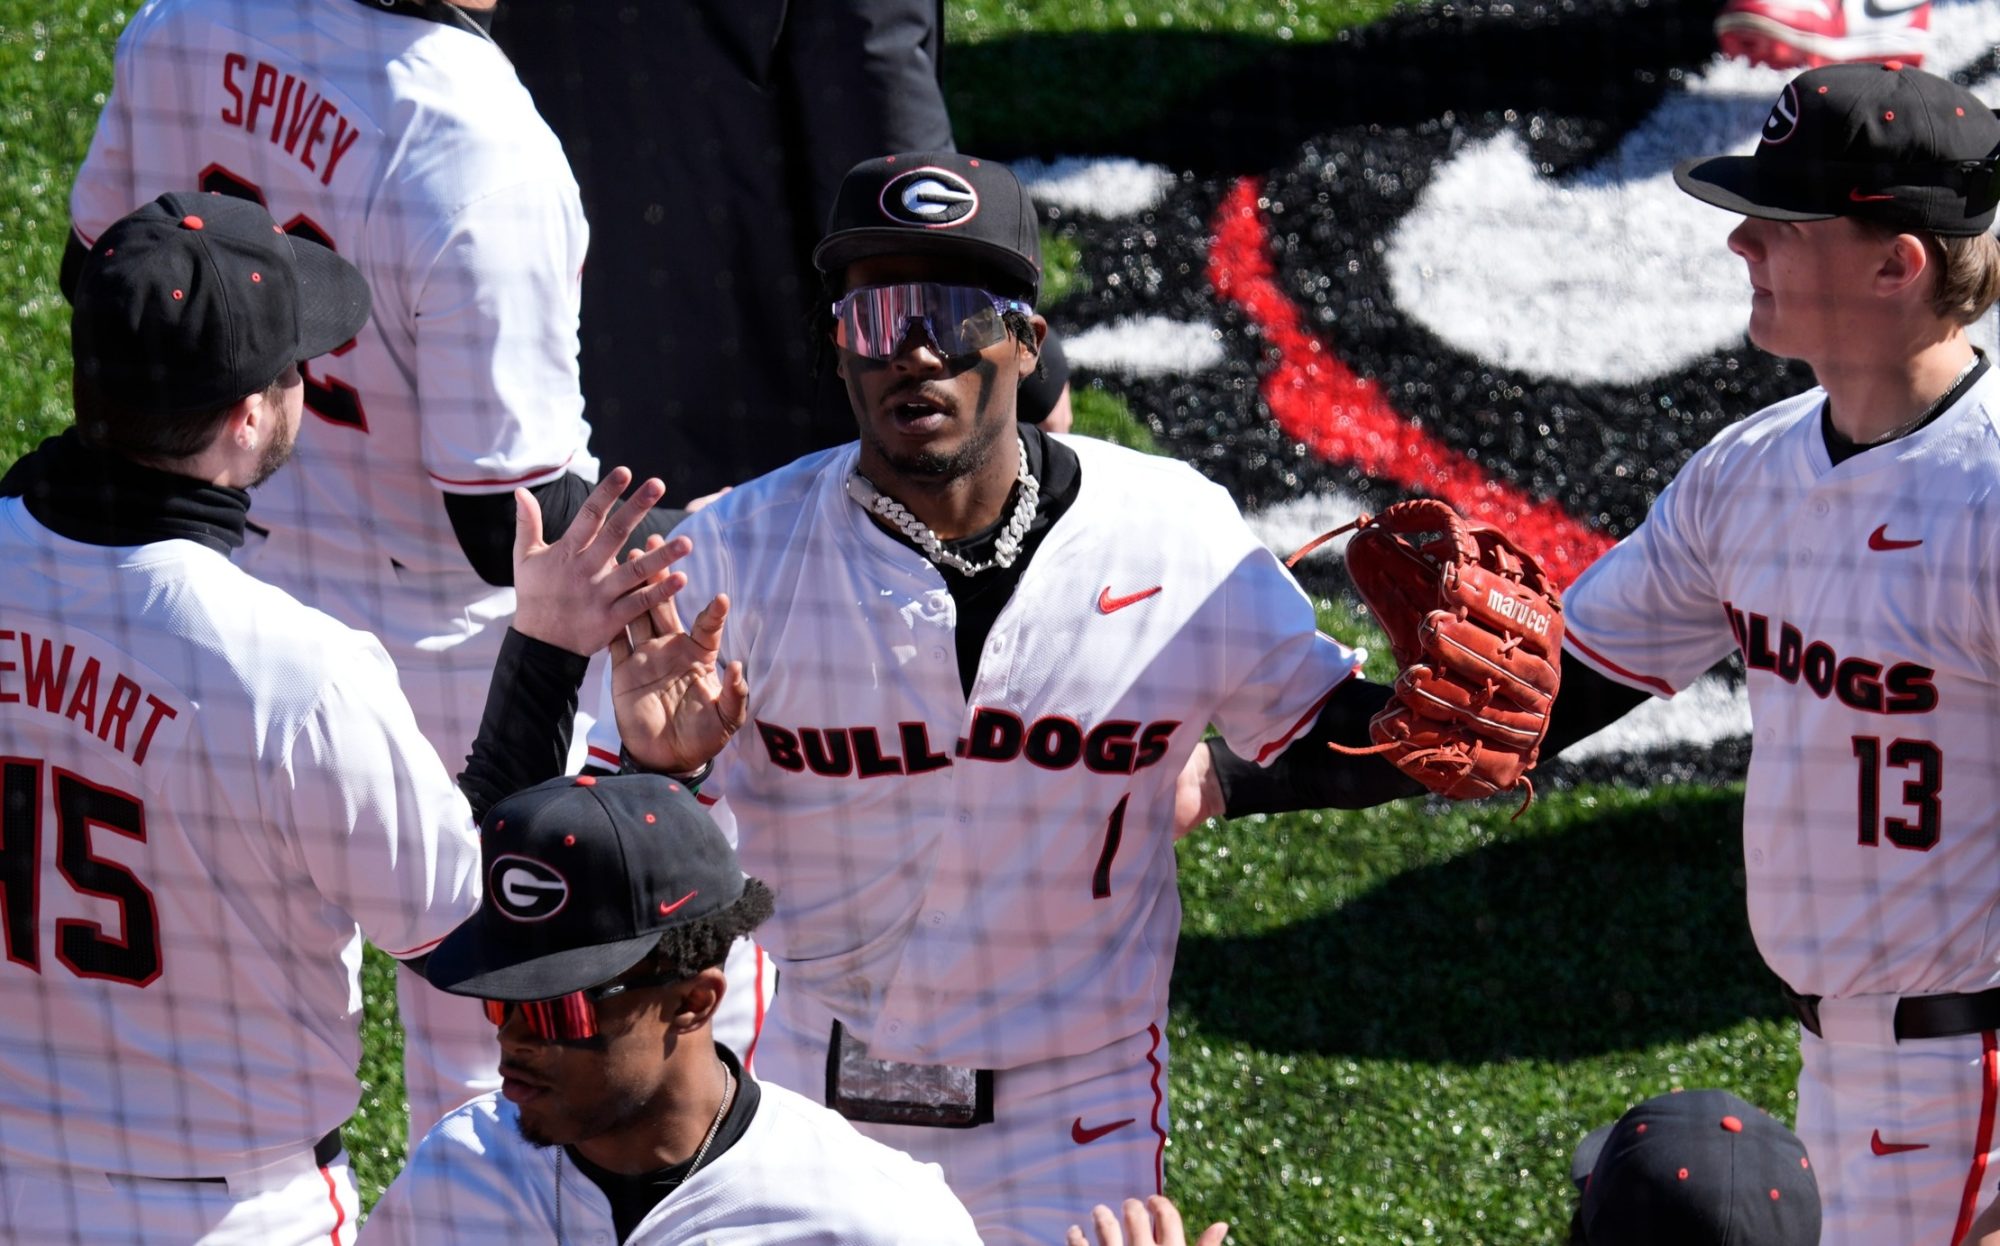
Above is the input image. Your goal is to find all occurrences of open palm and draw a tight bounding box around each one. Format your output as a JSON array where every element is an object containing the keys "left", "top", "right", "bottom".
[{"left": 611, "top": 584, "right": 749, "bottom": 775}]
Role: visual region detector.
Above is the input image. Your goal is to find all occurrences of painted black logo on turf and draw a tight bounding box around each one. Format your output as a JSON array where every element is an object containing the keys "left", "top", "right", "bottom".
[
  {"left": 880, "top": 168, "right": 980, "bottom": 228},
  {"left": 490, "top": 854, "right": 569, "bottom": 921}
]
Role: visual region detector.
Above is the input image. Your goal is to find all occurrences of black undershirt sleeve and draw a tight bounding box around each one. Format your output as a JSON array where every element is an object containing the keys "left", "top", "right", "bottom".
[
  {"left": 454, "top": 629, "right": 592, "bottom": 823},
  {"left": 1211, "top": 676, "right": 1424, "bottom": 816},
  {"left": 1538, "top": 649, "right": 1654, "bottom": 758},
  {"left": 443, "top": 474, "right": 689, "bottom": 588},
  {"left": 401, "top": 629, "right": 587, "bottom": 973},
  {"left": 1212, "top": 650, "right": 1653, "bottom": 818}
]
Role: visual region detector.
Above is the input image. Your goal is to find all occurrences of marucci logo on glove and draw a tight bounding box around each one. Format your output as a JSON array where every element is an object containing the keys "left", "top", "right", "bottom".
[{"left": 1486, "top": 588, "right": 1552, "bottom": 636}]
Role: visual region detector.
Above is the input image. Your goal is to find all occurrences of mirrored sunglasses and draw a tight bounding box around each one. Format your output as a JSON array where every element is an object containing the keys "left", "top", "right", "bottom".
[
  {"left": 831, "top": 282, "right": 1033, "bottom": 359},
  {"left": 481, "top": 972, "right": 680, "bottom": 1042}
]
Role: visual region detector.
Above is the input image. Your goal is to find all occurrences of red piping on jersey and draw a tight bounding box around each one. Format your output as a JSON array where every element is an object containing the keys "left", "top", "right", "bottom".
[
  {"left": 1207, "top": 178, "right": 1615, "bottom": 590},
  {"left": 1950, "top": 1031, "right": 2000, "bottom": 1246},
  {"left": 1563, "top": 634, "right": 1677, "bottom": 699},
  {"left": 743, "top": 944, "right": 769, "bottom": 1074},
  {"left": 319, "top": 1163, "right": 346, "bottom": 1244},
  {"left": 587, "top": 745, "right": 620, "bottom": 770},
  {"left": 426, "top": 452, "right": 576, "bottom": 489},
  {"left": 1254, "top": 675, "right": 1349, "bottom": 764},
  {"left": 1146, "top": 1023, "right": 1166, "bottom": 1195},
  {"left": 382, "top": 931, "right": 448, "bottom": 960}
]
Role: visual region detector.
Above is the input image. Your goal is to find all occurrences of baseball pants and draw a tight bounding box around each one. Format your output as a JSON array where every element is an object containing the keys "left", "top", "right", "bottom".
[
  {"left": 0, "top": 1143, "right": 356, "bottom": 1245},
  {"left": 1794, "top": 1020, "right": 2000, "bottom": 1246},
  {"left": 752, "top": 989, "right": 1169, "bottom": 1246}
]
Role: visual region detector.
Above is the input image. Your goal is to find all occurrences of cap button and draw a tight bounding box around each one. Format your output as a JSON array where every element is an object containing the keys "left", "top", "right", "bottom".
[
  {"left": 1678, "top": 1168, "right": 1690, "bottom": 1180},
  {"left": 573, "top": 775, "right": 597, "bottom": 787},
  {"left": 644, "top": 813, "right": 657, "bottom": 824},
  {"left": 181, "top": 214, "right": 204, "bottom": 230},
  {"left": 1721, "top": 1116, "right": 1744, "bottom": 1133},
  {"left": 1883, "top": 59, "right": 1903, "bottom": 70}
]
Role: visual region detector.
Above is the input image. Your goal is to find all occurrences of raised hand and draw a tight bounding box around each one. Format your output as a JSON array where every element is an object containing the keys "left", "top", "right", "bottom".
[
  {"left": 610, "top": 572, "right": 749, "bottom": 775},
  {"left": 511, "top": 467, "right": 693, "bottom": 657},
  {"left": 1065, "top": 1196, "right": 1228, "bottom": 1246}
]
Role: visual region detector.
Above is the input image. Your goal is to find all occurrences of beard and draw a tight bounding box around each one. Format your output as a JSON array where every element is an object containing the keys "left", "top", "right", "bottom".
[{"left": 247, "top": 413, "right": 296, "bottom": 489}]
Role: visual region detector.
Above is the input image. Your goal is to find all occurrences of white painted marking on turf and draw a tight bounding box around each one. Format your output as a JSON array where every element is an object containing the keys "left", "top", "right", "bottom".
[
  {"left": 1385, "top": 0, "right": 2000, "bottom": 387},
  {"left": 1065, "top": 315, "right": 1226, "bottom": 376},
  {"left": 1555, "top": 671, "right": 1751, "bottom": 761},
  {"left": 1015, "top": 157, "right": 1177, "bottom": 217},
  {"left": 1246, "top": 490, "right": 1374, "bottom": 562}
]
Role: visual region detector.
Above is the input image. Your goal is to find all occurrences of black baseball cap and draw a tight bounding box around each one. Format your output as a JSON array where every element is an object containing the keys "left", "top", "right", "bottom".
[
  {"left": 425, "top": 774, "right": 748, "bottom": 1001},
  {"left": 812, "top": 152, "right": 1043, "bottom": 300},
  {"left": 71, "top": 190, "right": 371, "bottom": 415},
  {"left": 1675, "top": 63, "right": 2000, "bottom": 236},
  {"left": 1571, "top": 1089, "right": 1821, "bottom": 1246}
]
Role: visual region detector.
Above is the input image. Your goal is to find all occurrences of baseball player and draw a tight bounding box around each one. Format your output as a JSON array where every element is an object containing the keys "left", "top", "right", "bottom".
[
  {"left": 58, "top": 0, "right": 720, "bottom": 1140},
  {"left": 1249, "top": 63, "right": 1995, "bottom": 1246},
  {"left": 0, "top": 191, "right": 687, "bottom": 1244},
  {"left": 589, "top": 149, "right": 1468, "bottom": 1243},
  {"left": 363, "top": 773, "right": 981, "bottom": 1245}
]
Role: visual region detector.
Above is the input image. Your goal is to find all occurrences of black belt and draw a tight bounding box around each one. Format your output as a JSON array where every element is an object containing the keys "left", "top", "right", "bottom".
[
  {"left": 1784, "top": 984, "right": 2000, "bottom": 1041},
  {"left": 151, "top": 1127, "right": 344, "bottom": 1185}
]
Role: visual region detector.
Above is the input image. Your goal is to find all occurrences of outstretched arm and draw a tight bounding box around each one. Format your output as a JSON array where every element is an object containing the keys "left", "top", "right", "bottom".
[{"left": 1182, "top": 651, "right": 1652, "bottom": 830}]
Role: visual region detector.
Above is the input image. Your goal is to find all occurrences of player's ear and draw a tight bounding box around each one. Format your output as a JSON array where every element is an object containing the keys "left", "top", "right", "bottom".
[
  {"left": 668, "top": 966, "right": 727, "bottom": 1034},
  {"left": 1874, "top": 231, "right": 1933, "bottom": 303}
]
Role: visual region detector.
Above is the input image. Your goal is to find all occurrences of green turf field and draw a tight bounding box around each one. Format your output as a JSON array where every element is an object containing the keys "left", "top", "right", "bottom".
[{"left": 0, "top": 2, "right": 1787, "bottom": 1241}]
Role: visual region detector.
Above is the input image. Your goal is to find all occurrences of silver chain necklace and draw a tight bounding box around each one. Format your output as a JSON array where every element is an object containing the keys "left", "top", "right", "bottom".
[
  {"left": 553, "top": 1059, "right": 736, "bottom": 1244},
  {"left": 847, "top": 437, "right": 1040, "bottom": 576},
  {"left": 1857, "top": 353, "right": 1981, "bottom": 446}
]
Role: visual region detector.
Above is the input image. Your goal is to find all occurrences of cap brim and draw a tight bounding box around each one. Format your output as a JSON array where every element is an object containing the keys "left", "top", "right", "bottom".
[
  {"left": 1673, "top": 156, "right": 1837, "bottom": 222},
  {"left": 813, "top": 228, "right": 1041, "bottom": 298},
  {"left": 289, "top": 234, "right": 372, "bottom": 361},
  {"left": 1571, "top": 1123, "right": 1615, "bottom": 1191},
  {"left": 423, "top": 914, "right": 660, "bottom": 1001}
]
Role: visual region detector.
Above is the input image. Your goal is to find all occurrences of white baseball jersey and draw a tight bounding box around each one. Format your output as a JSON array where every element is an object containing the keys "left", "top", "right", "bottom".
[
  {"left": 0, "top": 497, "right": 482, "bottom": 1176},
  {"left": 68, "top": 0, "right": 595, "bottom": 761},
  {"left": 595, "top": 434, "right": 1360, "bottom": 1070},
  {"left": 362, "top": 1080, "right": 982, "bottom": 1245},
  {"left": 1562, "top": 368, "right": 2000, "bottom": 1000}
]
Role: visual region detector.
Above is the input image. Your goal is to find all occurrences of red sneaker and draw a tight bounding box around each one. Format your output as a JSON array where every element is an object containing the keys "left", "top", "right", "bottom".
[{"left": 1714, "top": 0, "right": 1932, "bottom": 69}]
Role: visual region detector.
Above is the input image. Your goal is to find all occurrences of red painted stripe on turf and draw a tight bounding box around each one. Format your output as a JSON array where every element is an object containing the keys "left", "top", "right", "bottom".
[
  {"left": 1207, "top": 178, "right": 1614, "bottom": 589},
  {"left": 1951, "top": 1030, "right": 1999, "bottom": 1246},
  {"left": 1145, "top": 1022, "right": 1166, "bottom": 1196}
]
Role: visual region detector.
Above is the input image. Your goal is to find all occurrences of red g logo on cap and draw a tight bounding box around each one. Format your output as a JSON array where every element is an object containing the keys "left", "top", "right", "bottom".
[
  {"left": 880, "top": 167, "right": 980, "bottom": 228},
  {"left": 1762, "top": 83, "right": 1802, "bottom": 146},
  {"left": 490, "top": 854, "right": 569, "bottom": 922}
]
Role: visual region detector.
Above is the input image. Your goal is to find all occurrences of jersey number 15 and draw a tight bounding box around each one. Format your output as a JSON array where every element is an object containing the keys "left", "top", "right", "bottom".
[{"left": 0, "top": 758, "right": 161, "bottom": 987}]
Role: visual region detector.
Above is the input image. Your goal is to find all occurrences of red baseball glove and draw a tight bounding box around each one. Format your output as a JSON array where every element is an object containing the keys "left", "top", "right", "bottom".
[{"left": 1288, "top": 499, "right": 1563, "bottom": 810}]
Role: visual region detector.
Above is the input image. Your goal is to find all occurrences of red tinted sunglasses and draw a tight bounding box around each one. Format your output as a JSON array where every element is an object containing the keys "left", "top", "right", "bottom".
[{"left": 482, "top": 972, "right": 681, "bottom": 1042}]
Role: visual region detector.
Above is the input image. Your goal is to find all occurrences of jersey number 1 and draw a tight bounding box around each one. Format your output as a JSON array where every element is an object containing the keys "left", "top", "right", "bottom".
[
  {"left": 197, "top": 164, "right": 369, "bottom": 433},
  {"left": 0, "top": 758, "right": 162, "bottom": 986},
  {"left": 1852, "top": 736, "right": 1941, "bottom": 851}
]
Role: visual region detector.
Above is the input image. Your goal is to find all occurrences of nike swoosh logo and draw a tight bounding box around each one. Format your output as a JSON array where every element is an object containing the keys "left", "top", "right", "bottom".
[
  {"left": 655, "top": 889, "right": 699, "bottom": 917},
  {"left": 1867, "top": 525, "right": 1922, "bottom": 552},
  {"left": 1871, "top": 1129, "right": 1930, "bottom": 1156},
  {"left": 1072, "top": 1117, "right": 1136, "bottom": 1145},
  {"left": 1849, "top": 188, "right": 1897, "bottom": 203},
  {"left": 1098, "top": 585, "right": 1162, "bottom": 614}
]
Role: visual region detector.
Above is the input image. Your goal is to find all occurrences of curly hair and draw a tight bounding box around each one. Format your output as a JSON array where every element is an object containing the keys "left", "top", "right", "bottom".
[{"left": 645, "top": 877, "right": 776, "bottom": 982}]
